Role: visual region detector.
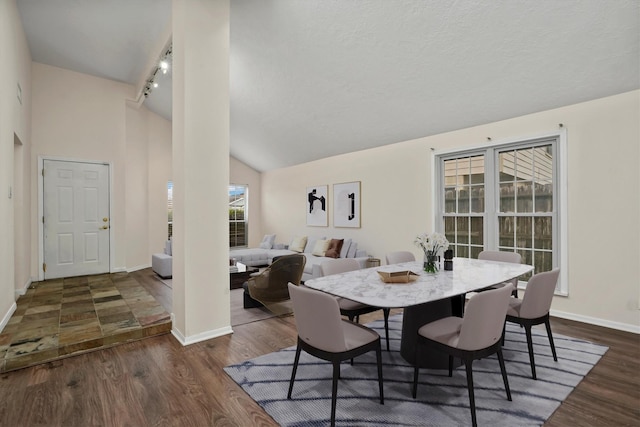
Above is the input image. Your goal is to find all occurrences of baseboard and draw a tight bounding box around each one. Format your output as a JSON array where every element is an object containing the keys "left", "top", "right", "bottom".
[
  {"left": 0, "top": 302, "right": 17, "bottom": 332},
  {"left": 550, "top": 308, "right": 640, "bottom": 334},
  {"left": 171, "top": 324, "right": 233, "bottom": 346},
  {"left": 14, "top": 277, "right": 33, "bottom": 298},
  {"left": 111, "top": 267, "right": 127, "bottom": 273},
  {"left": 127, "top": 263, "right": 151, "bottom": 273}
]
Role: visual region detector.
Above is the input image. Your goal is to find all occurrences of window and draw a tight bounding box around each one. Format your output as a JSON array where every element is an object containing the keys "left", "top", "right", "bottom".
[
  {"left": 229, "top": 184, "right": 248, "bottom": 247},
  {"left": 435, "top": 133, "right": 567, "bottom": 293},
  {"left": 167, "top": 181, "right": 173, "bottom": 239}
]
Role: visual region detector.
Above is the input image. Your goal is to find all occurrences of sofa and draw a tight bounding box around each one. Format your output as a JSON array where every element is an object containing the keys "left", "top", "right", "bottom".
[
  {"left": 152, "top": 239, "right": 172, "bottom": 279},
  {"left": 229, "top": 234, "right": 369, "bottom": 282}
]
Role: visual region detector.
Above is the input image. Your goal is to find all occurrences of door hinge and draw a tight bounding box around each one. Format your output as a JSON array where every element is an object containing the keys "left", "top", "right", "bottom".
[
  {"left": 43, "top": 263, "right": 47, "bottom": 272},
  {"left": 42, "top": 216, "right": 45, "bottom": 223},
  {"left": 42, "top": 169, "right": 44, "bottom": 176}
]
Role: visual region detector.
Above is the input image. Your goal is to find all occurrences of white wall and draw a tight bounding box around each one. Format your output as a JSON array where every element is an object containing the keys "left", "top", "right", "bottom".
[
  {"left": 125, "top": 104, "right": 150, "bottom": 270},
  {"left": 31, "top": 63, "right": 132, "bottom": 274},
  {"left": 262, "top": 91, "right": 640, "bottom": 332},
  {"left": 30, "top": 63, "right": 174, "bottom": 277},
  {"left": 171, "top": 0, "right": 231, "bottom": 343},
  {"left": 147, "top": 111, "right": 173, "bottom": 258},
  {"left": 12, "top": 0, "right": 32, "bottom": 295},
  {"left": 0, "top": 0, "right": 32, "bottom": 329}
]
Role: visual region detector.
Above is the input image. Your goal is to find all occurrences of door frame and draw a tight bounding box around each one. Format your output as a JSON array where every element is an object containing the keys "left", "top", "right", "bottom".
[{"left": 38, "top": 156, "right": 114, "bottom": 281}]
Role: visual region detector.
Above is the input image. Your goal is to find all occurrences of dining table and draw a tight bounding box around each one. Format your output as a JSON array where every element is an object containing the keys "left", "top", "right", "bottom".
[{"left": 304, "top": 257, "right": 533, "bottom": 368}]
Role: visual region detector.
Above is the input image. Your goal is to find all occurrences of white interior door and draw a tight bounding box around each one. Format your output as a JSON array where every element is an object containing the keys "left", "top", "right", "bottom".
[{"left": 43, "top": 160, "right": 110, "bottom": 279}]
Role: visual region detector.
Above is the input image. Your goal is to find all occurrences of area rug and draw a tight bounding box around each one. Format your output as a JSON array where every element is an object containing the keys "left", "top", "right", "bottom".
[{"left": 224, "top": 314, "right": 608, "bottom": 426}]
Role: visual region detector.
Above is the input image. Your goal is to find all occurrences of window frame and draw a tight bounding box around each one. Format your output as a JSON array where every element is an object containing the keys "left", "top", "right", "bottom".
[
  {"left": 431, "top": 129, "right": 568, "bottom": 295},
  {"left": 229, "top": 184, "right": 249, "bottom": 248}
]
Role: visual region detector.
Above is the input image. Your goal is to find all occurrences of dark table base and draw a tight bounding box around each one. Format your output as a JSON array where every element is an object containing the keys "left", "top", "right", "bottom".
[{"left": 400, "top": 295, "right": 465, "bottom": 369}]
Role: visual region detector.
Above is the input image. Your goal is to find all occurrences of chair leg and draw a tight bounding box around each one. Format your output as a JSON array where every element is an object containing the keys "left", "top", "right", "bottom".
[
  {"left": 382, "top": 308, "right": 391, "bottom": 351},
  {"left": 464, "top": 360, "right": 477, "bottom": 427},
  {"left": 524, "top": 325, "right": 537, "bottom": 380},
  {"left": 331, "top": 361, "right": 340, "bottom": 427},
  {"left": 448, "top": 355, "right": 453, "bottom": 377},
  {"left": 287, "top": 344, "right": 302, "bottom": 399},
  {"left": 376, "top": 343, "right": 384, "bottom": 404},
  {"left": 545, "top": 318, "right": 558, "bottom": 361},
  {"left": 412, "top": 343, "right": 420, "bottom": 398},
  {"left": 497, "top": 348, "right": 512, "bottom": 401},
  {"left": 347, "top": 314, "right": 356, "bottom": 365}
]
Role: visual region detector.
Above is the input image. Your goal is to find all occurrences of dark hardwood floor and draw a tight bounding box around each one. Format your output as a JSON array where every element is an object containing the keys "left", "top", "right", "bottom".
[{"left": 0, "top": 268, "right": 638, "bottom": 426}]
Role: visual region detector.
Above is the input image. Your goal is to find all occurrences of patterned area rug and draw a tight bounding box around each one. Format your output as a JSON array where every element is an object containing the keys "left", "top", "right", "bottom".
[{"left": 224, "top": 314, "right": 608, "bottom": 426}]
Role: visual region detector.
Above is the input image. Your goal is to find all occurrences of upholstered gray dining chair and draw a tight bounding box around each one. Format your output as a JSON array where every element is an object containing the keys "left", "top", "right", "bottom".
[
  {"left": 504, "top": 268, "right": 560, "bottom": 380},
  {"left": 412, "top": 284, "right": 514, "bottom": 427},
  {"left": 478, "top": 250, "right": 522, "bottom": 297},
  {"left": 287, "top": 283, "right": 384, "bottom": 427},
  {"left": 385, "top": 251, "right": 416, "bottom": 264},
  {"left": 321, "top": 258, "right": 391, "bottom": 351}
]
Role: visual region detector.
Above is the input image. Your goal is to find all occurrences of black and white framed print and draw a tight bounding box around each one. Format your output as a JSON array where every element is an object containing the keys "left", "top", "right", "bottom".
[
  {"left": 333, "top": 181, "right": 360, "bottom": 228},
  {"left": 306, "top": 185, "right": 328, "bottom": 226}
]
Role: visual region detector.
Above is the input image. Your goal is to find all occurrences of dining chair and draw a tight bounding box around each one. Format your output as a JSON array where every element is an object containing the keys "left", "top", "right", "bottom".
[
  {"left": 504, "top": 268, "right": 560, "bottom": 380},
  {"left": 478, "top": 250, "right": 522, "bottom": 297},
  {"left": 321, "top": 258, "right": 391, "bottom": 351},
  {"left": 287, "top": 283, "right": 384, "bottom": 427},
  {"left": 412, "top": 284, "right": 514, "bottom": 427},
  {"left": 385, "top": 251, "right": 416, "bottom": 264}
]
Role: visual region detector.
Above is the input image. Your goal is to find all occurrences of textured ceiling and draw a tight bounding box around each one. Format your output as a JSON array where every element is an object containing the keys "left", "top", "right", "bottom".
[
  {"left": 17, "top": 0, "right": 640, "bottom": 172},
  {"left": 17, "top": 0, "right": 171, "bottom": 85}
]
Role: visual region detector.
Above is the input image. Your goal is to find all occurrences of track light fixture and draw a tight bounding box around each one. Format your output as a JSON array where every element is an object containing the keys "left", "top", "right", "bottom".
[{"left": 142, "top": 43, "right": 172, "bottom": 98}]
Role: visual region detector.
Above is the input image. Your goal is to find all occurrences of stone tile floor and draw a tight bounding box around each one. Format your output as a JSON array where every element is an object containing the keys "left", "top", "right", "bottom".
[{"left": 0, "top": 272, "right": 171, "bottom": 373}]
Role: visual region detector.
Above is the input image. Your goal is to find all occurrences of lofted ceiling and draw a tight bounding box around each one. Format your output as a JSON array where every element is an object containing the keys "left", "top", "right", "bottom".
[{"left": 17, "top": 0, "right": 640, "bottom": 172}]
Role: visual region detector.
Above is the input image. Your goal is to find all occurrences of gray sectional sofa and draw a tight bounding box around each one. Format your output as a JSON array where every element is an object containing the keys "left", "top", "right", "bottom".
[
  {"left": 229, "top": 235, "right": 369, "bottom": 282},
  {"left": 151, "top": 239, "right": 173, "bottom": 279}
]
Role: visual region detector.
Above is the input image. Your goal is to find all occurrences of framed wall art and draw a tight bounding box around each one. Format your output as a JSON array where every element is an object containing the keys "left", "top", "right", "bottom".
[
  {"left": 306, "top": 185, "right": 328, "bottom": 226},
  {"left": 333, "top": 181, "right": 360, "bottom": 228}
]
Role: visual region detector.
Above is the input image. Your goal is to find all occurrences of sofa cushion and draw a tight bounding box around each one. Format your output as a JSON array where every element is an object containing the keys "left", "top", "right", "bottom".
[
  {"left": 259, "top": 234, "right": 276, "bottom": 249},
  {"left": 289, "top": 235, "right": 307, "bottom": 253},
  {"left": 340, "top": 239, "right": 352, "bottom": 258},
  {"left": 325, "top": 239, "right": 344, "bottom": 258},
  {"left": 311, "top": 239, "right": 331, "bottom": 256},
  {"left": 304, "top": 236, "right": 325, "bottom": 254},
  {"left": 347, "top": 242, "right": 358, "bottom": 258}
]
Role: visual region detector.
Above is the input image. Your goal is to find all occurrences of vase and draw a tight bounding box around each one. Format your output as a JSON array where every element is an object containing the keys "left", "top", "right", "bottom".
[{"left": 423, "top": 255, "right": 438, "bottom": 273}]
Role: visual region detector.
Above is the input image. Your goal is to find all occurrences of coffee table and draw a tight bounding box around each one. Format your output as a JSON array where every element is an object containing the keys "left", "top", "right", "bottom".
[{"left": 230, "top": 262, "right": 259, "bottom": 290}]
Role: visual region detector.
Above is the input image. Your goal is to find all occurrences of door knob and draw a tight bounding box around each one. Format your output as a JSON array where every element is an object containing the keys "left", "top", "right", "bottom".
[
  {"left": 103, "top": 217, "right": 109, "bottom": 222},
  {"left": 101, "top": 225, "right": 108, "bottom": 230}
]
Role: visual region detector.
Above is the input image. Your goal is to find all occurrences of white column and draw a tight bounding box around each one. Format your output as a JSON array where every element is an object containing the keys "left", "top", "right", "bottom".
[{"left": 171, "top": 0, "right": 231, "bottom": 343}]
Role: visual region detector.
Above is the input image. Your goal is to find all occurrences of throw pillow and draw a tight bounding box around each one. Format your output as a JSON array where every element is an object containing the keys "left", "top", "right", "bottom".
[
  {"left": 347, "top": 242, "right": 358, "bottom": 258},
  {"left": 304, "top": 236, "right": 326, "bottom": 254},
  {"left": 312, "top": 239, "right": 331, "bottom": 257},
  {"left": 340, "top": 238, "right": 352, "bottom": 258},
  {"left": 325, "top": 239, "right": 344, "bottom": 258},
  {"left": 259, "top": 234, "right": 276, "bottom": 249},
  {"left": 289, "top": 236, "right": 308, "bottom": 253}
]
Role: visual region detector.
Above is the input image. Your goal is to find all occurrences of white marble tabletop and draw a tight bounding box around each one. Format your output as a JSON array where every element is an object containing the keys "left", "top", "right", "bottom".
[{"left": 304, "top": 258, "right": 533, "bottom": 308}]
